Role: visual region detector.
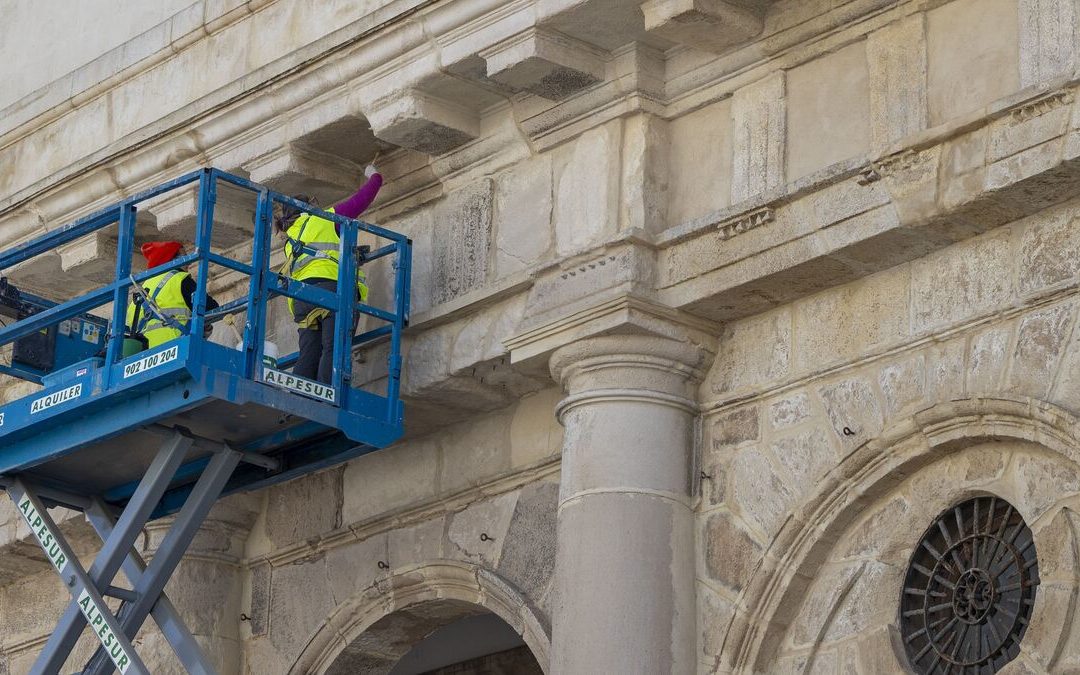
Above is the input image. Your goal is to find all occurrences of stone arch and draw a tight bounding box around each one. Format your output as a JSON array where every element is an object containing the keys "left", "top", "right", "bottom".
[
  {"left": 289, "top": 560, "right": 550, "bottom": 675},
  {"left": 723, "top": 396, "right": 1080, "bottom": 673}
]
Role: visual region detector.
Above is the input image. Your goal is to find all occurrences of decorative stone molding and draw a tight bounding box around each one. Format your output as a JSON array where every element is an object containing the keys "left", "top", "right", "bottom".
[
  {"left": 481, "top": 28, "right": 606, "bottom": 100},
  {"left": 640, "top": 0, "right": 767, "bottom": 54},
  {"left": 725, "top": 397, "right": 1080, "bottom": 673},
  {"left": 505, "top": 294, "right": 719, "bottom": 367},
  {"left": 1010, "top": 89, "right": 1074, "bottom": 123},
  {"left": 243, "top": 144, "right": 366, "bottom": 202},
  {"left": 290, "top": 561, "right": 551, "bottom": 675},
  {"left": 716, "top": 206, "right": 773, "bottom": 240}
]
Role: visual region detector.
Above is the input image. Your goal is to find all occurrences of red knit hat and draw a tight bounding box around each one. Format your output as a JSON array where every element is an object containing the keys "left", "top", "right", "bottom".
[{"left": 141, "top": 241, "right": 182, "bottom": 269}]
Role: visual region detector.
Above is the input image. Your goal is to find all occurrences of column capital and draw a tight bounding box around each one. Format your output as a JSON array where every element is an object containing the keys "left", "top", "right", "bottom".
[{"left": 550, "top": 334, "right": 713, "bottom": 421}]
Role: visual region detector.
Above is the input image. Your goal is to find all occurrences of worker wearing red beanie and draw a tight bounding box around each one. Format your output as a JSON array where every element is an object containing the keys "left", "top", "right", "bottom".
[{"left": 124, "top": 241, "right": 219, "bottom": 350}]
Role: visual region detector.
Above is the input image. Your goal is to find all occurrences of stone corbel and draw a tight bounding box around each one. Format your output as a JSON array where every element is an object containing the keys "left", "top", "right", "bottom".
[
  {"left": 641, "top": 0, "right": 767, "bottom": 54},
  {"left": 363, "top": 90, "right": 481, "bottom": 156},
  {"left": 244, "top": 145, "right": 365, "bottom": 203},
  {"left": 480, "top": 28, "right": 606, "bottom": 100},
  {"left": 144, "top": 184, "right": 256, "bottom": 248}
]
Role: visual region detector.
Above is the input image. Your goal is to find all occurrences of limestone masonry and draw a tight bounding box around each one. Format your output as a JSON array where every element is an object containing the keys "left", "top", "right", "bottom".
[{"left": 3, "top": 0, "right": 1080, "bottom": 672}]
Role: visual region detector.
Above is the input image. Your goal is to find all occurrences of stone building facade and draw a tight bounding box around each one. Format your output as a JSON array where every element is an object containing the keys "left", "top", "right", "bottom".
[{"left": 2, "top": 0, "right": 1080, "bottom": 672}]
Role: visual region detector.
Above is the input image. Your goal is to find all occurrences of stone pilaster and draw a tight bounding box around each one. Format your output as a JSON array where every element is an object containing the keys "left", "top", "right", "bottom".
[
  {"left": 548, "top": 335, "right": 709, "bottom": 675},
  {"left": 1020, "top": 0, "right": 1077, "bottom": 87},
  {"left": 731, "top": 71, "right": 785, "bottom": 203},
  {"left": 867, "top": 13, "right": 928, "bottom": 151}
]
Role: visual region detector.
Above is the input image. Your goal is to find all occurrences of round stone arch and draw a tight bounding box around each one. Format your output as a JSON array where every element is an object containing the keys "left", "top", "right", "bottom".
[
  {"left": 723, "top": 397, "right": 1080, "bottom": 673},
  {"left": 289, "top": 560, "right": 550, "bottom": 675}
]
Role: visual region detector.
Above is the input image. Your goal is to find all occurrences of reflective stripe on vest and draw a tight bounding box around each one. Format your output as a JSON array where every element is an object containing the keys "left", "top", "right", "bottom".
[
  {"left": 125, "top": 270, "right": 191, "bottom": 348},
  {"left": 285, "top": 214, "right": 340, "bottom": 280}
]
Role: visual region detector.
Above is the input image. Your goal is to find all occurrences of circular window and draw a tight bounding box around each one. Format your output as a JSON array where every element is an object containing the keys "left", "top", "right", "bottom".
[{"left": 900, "top": 496, "right": 1039, "bottom": 673}]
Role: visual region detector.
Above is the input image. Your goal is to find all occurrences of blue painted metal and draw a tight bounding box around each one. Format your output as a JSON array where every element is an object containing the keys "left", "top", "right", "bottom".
[{"left": 0, "top": 168, "right": 409, "bottom": 520}]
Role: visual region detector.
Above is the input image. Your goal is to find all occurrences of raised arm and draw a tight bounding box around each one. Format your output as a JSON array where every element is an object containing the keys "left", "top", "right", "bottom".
[{"left": 334, "top": 166, "right": 383, "bottom": 220}]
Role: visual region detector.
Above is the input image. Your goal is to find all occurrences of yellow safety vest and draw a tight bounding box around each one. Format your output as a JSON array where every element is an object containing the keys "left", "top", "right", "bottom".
[
  {"left": 125, "top": 270, "right": 191, "bottom": 348},
  {"left": 284, "top": 208, "right": 368, "bottom": 316}
]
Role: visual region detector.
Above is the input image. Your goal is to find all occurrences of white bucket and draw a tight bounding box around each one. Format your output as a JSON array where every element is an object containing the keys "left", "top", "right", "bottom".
[{"left": 237, "top": 340, "right": 279, "bottom": 368}]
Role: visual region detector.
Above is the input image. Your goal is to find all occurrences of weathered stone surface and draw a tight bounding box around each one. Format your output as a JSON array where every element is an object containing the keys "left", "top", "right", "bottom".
[
  {"left": 365, "top": 90, "right": 480, "bottom": 155},
  {"left": 968, "top": 324, "right": 1014, "bottom": 394},
  {"left": 731, "top": 72, "right": 785, "bottom": 202},
  {"left": 494, "top": 157, "right": 553, "bottom": 277},
  {"left": 264, "top": 468, "right": 343, "bottom": 549},
  {"left": 448, "top": 491, "right": 519, "bottom": 567},
  {"left": 703, "top": 512, "right": 762, "bottom": 592},
  {"left": 497, "top": 481, "right": 558, "bottom": 601},
  {"left": 267, "top": 557, "right": 337, "bottom": 661},
  {"left": 666, "top": 99, "right": 733, "bottom": 225},
  {"left": 707, "top": 308, "right": 791, "bottom": 395},
  {"left": 483, "top": 29, "right": 604, "bottom": 100},
  {"left": 554, "top": 123, "right": 618, "bottom": 255},
  {"left": 926, "top": 0, "right": 1020, "bottom": 125},
  {"left": 838, "top": 495, "right": 912, "bottom": 562},
  {"left": 698, "top": 584, "right": 736, "bottom": 662},
  {"left": 1007, "top": 302, "right": 1074, "bottom": 397},
  {"left": 324, "top": 533, "right": 390, "bottom": 606},
  {"left": 1019, "top": 206, "right": 1080, "bottom": 294},
  {"left": 710, "top": 405, "right": 759, "bottom": 447},
  {"left": 1019, "top": 0, "right": 1077, "bottom": 86},
  {"left": 787, "top": 42, "right": 870, "bottom": 181},
  {"left": 768, "top": 391, "right": 811, "bottom": 430},
  {"left": 867, "top": 13, "right": 928, "bottom": 149},
  {"left": 432, "top": 180, "right": 493, "bottom": 305},
  {"left": 641, "top": 0, "right": 765, "bottom": 53},
  {"left": 911, "top": 226, "right": 1014, "bottom": 333},
  {"left": 817, "top": 377, "right": 884, "bottom": 447},
  {"left": 771, "top": 426, "right": 837, "bottom": 487},
  {"left": 341, "top": 438, "right": 438, "bottom": 525},
  {"left": 730, "top": 446, "right": 798, "bottom": 538},
  {"left": 878, "top": 354, "right": 926, "bottom": 418}
]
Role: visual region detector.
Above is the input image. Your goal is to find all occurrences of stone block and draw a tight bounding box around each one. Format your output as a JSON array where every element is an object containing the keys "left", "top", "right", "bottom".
[
  {"left": 789, "top": 562, "right": 865, "bottom": 648},
  {"left": 698, "top": 584, "right": 736, "bottom": 662},
  {"left": 911, "top": 226, "right": 1014, "bottom": 333},
  {"left": 771, "top": 426, "right": 837, "bottom": 487},
  {"left": 640, "top": 0, "right": 765, "bottom": 54},
  {"left": 793, "top": 265, "right": 910, "bottom": 372},
  {"left": 267, "top": 557, "right": 337, "bottom": 661},
  {"left": 731, "top": 72, "right": 785, "bottom": 203},
  {"left": 768, "top": 391, "right": 811, "bottom": 430},
  {"left": 620, "top": 113, "right": 669, "bottom": 234},
  {"left": 1018, "top": 203, "right": 1080, "bottom": 294},
  {"left": 703, "top": 511, "right": 763, "bottom": 592},
  {"left": 498, "top": 480, "right": 558, "bottom": 601},
  {"left": 57, "top": 230, "right": 118, "bottom": 285},
  {"left": 817, "top": 376, "right": 884, "bottom": 448},
  {"left": 509, "top": 388, "right": 563, "bottom": 468},
  {"left": 877, "top": 354, "right": 926, "bottom": 418},
  {"left": 786, "top": 42, "right": 871, "bottom": 181},
  {"left": 263, "top": 467, "right": 343, "bottom": 549},
  {"left": 493, "top": 156, "right": 553, "bottom": 277},
  {"left": 1009, "top": 453, "right": 1080, "bottom": 522},
  {"left": 1007, "top": 303, "right": 1074, "bottom": 398},
  {"left": 710, "top": 405, "right": 759, "bottom": 447},
  {"left": 1019, "top": 0, "right": 1077, "bottom": 86},
  {"left": 365, "top": 90, "right": 480, "bottom": 155},
  {"left": 244, "top": 145, "right": 364, "bottom": 205},
  {"left": 926, "top": 338, "right": 968, "bottom": 404},
  {"left": 447, "top": 491, "right": 519, "bottom": 567},
  {"left": 968, "top": 324, "right": 1014, "bottom": 395},
  {"left": 867, "top": 13, "right": 928, "bottom": 149},
  {"left": 926, "top": 0, "right": 1020, "bottom": 125},
  {"left": 666, "top": 99, "right": 733, "bottom": 226},
  {"left": 439, "top": 411, "right": 514, "bottom": 494},
  {"left": 838, "top": 495, "right": 913, "bottom": 562},
  {"left": 554, "top": 123, "right": 619, "bottom": 255},
  {"left": 341, "top": 438, "right": 438, "bottom": 525},
  {"left": 730, "top": 446, "right": 797, "bottom": 539},
  {"left": 706, "top": 307, "right": 790, "bottom": 396},
  {"left": 387, "top": 516, "right": 446, "bottom": 568},
  {"left": 324, "top": 533, "right": 390, "bottom": 604},
  {"left": 482, "top": 28, "right": 605, "bottom": 100},
  {"left": 989, "top": 93, "right": 1073, "bottom": 163},
  {"left": 432, "top": 179, "right": 493, "bottom": 305}
]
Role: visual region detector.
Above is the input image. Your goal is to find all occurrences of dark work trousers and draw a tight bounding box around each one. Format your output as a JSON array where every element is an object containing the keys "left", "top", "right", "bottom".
[{"left": 292, "top": 278, "right": 358, "bottom": 384}]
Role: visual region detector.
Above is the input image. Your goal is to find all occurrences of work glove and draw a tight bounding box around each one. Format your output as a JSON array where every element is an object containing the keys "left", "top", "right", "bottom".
[{"left": 364, "top": 164, "right": 379, "bottom": 178}]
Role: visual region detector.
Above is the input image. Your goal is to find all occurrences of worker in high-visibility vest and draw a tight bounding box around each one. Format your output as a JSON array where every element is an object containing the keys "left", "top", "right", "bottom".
[
  {"left": 125, "top": 241, "right": 220, "bottom": 351},
  {"left": 277, "top": 164, "right": 383, "bottom": 384}
]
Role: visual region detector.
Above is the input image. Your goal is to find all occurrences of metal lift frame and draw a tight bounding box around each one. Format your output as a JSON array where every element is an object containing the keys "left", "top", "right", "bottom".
[{"left": 0, "top": 168, "right": 412, "bottom": 673}]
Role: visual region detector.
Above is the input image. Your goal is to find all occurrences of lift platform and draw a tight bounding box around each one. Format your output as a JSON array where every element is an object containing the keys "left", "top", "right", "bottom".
[{"left": 0, "top": 168, "right": 411, "bottom": 674}]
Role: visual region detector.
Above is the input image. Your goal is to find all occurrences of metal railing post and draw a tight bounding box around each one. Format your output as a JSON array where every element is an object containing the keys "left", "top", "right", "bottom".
[
  {"left": 332, "top": 216, "right": 359, "bottom": 400},
  {"left": 187, "top": 169, "right": 216, "bottom": 353},
  {"left": 104, "top": 204, "right": 136, "bottom": 385},
  {"left": 244, "top": 190, "right": 272, "bottom": 378}
]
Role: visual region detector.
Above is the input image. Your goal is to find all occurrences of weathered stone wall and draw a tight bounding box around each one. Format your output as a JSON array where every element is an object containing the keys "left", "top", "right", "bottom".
[{"left": 4, "top": 0, "right": 1080, "bottom": 672}]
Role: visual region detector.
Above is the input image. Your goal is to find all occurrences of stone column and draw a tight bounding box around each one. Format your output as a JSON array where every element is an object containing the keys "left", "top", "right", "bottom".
[{"left": 548, "top": 335, "right": 707, "bottom": 675}]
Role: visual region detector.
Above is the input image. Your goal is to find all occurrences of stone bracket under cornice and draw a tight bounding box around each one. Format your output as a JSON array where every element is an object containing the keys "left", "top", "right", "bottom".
[
  {"left": 641, "top": 0, "right": 769, "bottom": 54},
  {"left": 504, "top": 294, "right": 720, "bottom": 368},
  {"left": 481, "top": 28, "right": 608, "bottom": 100}
]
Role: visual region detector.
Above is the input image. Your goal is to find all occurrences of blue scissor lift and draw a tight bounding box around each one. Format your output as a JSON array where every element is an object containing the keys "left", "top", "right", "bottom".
[{"left": 0, "top": 168, "right": 411, "bottom": 675}]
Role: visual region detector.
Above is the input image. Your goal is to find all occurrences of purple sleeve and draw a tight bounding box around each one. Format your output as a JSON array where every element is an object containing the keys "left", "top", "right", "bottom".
[{"left": 334, "top": 174, "right": 383, "bottom": 220}]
